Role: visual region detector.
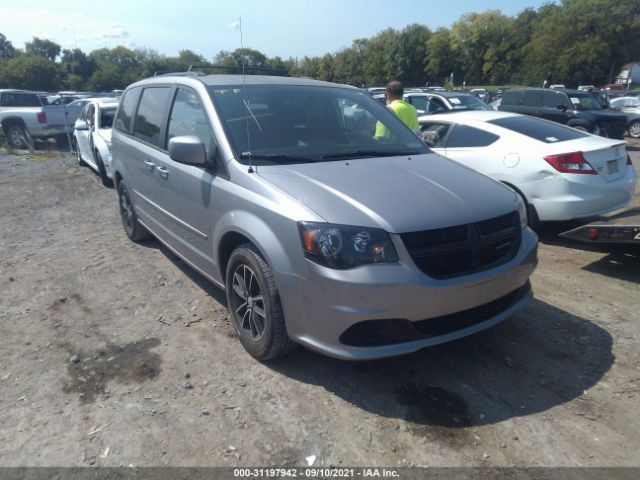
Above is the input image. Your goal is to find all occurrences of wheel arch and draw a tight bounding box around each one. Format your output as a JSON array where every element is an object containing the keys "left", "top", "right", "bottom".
[
  {"left": 215, "top": 213, "right": 295, "bottom": 286},
  {"left": 500, "top": 180, "right": 540, "bottom": 225},
  {"left": 1, "top": 116, "right": 27, "bottom": 134}
]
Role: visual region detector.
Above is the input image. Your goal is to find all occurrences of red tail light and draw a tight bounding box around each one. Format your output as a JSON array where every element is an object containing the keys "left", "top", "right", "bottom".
[
  {"left": 37, "top": 111, "right": 47, "bottom": 123},
  {"left": 543, "top": 151, "right": 596, "bottom": 175}
]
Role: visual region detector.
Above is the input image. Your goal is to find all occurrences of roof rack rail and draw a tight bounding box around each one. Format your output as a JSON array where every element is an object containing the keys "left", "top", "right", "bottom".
[
  {"left": 187, "top": 64, "right": 290, "bottom": 77},
  {"left": 153, "top": 71, "right": 204, "bottom": 77}
]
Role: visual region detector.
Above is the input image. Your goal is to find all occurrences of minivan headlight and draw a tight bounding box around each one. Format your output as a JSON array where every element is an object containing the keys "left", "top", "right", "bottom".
[
  {"left": 516, "top": 196, "right": 528, "bottom": 229},
  {"left": 298, "top": 222, "right": 398, "bottom": 269}
]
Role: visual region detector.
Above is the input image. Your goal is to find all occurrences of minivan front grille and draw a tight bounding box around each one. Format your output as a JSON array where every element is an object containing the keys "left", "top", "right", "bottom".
[{"left": 401, "top": 212, "right": 521, "bottom": 279}]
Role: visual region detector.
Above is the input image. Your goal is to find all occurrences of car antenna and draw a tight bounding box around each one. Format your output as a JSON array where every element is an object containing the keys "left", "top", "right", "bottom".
[{"left": 238, "top": 17, "right": 254, "bottom": 174}]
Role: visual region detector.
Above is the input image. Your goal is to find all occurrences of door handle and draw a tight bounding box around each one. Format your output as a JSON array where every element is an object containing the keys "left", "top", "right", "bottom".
[
  {"left": 144, "top": 160, "right": 155, "bottom": 172},
  {"left": 157, "top": 166, "right": 169, "bottom": 179}
]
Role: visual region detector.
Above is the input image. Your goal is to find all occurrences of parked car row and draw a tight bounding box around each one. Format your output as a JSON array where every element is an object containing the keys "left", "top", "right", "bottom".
[
  {"left": 0, "top": 88, "right": 122, "bottom": 149},
  {"left": 9, "top": 74, "right": 636, "bottom": 363}
]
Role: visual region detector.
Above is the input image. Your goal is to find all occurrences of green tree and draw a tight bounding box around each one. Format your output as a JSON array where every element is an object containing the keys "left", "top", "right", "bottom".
[
  {"left": 388, "top": 24, "right": 431, "bottom": 86},
  {"left": 214, "top": 48, "right": 268, "bottom": 69},
  {"left": 25, "top": 37, "right": 61, "bottom": 61},
  {"left": 425, "top": 28, "right": 460, "bottom": 86},
  {"left": 523, "top": 0, "right": 640, "bottom": 86},
  {"left": 0, "top": 33, "right": 16, "bottom": 60},
  {"left": 0, "top": 55, "right": 61, "bottom": 90},
  {"left": 450, "top": 10, "right": 516, "bottom": 85}
]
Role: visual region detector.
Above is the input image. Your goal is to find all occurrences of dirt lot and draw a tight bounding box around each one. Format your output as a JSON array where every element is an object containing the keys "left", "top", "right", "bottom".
[{"left": 0, "top": 138, "right": 639, "bottom": 469}]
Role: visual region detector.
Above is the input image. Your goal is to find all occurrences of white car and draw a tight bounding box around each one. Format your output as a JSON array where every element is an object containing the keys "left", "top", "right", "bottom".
[
  {"left": 73, "top": 99, "right": 119, "bottom": 186},
  {"left": 419, "top": 111, "right": 637, "bottom": 223}
]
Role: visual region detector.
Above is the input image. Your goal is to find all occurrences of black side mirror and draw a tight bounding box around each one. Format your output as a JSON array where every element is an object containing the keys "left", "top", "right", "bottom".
[{"left": 556, "top": 104, "right": 568, "bottom": 112}]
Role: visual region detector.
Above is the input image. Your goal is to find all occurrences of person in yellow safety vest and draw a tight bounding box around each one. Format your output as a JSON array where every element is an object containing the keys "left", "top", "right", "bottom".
[{"left": 374, "top": 80, "right": 419, "bottom": 139}]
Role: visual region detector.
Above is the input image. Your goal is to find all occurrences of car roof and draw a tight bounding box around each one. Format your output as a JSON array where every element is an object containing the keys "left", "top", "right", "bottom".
[
  {"left": 131, "top": 74, "right": 354, "bottom": 90},
  {"left": 507, "top": 87, "right": 589, "bottom": 95},
  {"left": 0, "top": 89, "right": 37, "bottom": 94},
  {"left": 418, "top": 110, "right": 519, "bottom": 122},
  {"left": 407, "top": 91, "right": 477, "bottom": 99}
]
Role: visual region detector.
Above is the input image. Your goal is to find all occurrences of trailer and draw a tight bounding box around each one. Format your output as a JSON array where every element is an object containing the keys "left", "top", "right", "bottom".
[{"left": 559, "top": 208, "right": 640, "bottom": 245}]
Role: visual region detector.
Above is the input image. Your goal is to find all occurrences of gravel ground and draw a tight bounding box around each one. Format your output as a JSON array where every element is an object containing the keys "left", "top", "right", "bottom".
[{"left": 0, "top": 138, "right": 638, "bottom": 468}]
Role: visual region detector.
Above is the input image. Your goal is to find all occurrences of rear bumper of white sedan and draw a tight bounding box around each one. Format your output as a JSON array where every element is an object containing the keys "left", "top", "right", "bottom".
[{"left": 529, "top": 165, "right": 637, "bottom": 221}]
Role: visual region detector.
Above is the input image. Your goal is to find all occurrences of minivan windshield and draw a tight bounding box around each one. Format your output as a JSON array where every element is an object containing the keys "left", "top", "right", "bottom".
[{"left": 208, "top": 84, "right": 428, "bottom": 165}]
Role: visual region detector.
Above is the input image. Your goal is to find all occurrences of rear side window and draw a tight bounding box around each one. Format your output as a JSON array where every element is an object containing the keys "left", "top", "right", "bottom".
[
  {"left": 114, "top": 86, "right": 142, "bottom": 133},
  {"left": 1, "top": 92, "right": 41, "bottom": 107},
  {"left": 445, "top": 125, "right": 499, "bottom": 148},
  {"left": 489, "top": 115, "right": 588, "bottom": 143},
  {"left": 501, "top": 91, "right": 522, "bottom": 106},
  {"left": 134, "top": 87, "right": 171, "bottom": 147},
  {"left": 523, "top": 91, "right": 544, "bottom": 107}
]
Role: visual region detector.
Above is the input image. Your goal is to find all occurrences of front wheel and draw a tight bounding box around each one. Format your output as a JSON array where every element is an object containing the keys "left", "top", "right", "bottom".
[
  {"left": 226, "top": 244, "right": 294, "bottom": 360},
  {"left": 628, "top": 120, "right": 640, "bottom": 139},
  {"left": 117, "top": 182, "right": 150, "bottom": 241}
]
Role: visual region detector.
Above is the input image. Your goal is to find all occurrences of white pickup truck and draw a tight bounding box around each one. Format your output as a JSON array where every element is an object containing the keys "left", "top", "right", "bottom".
[{"left": 0, "top": 89, "right": 81, "bottom": 148}]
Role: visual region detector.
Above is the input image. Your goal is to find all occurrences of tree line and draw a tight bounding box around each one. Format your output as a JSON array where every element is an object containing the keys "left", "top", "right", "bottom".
[{"left": 0, "top": 0, "right": 638, "bottom": 93}]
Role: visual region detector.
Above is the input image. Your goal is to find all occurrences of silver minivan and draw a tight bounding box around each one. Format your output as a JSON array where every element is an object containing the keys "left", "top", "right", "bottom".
[{"left": 111, "top": 74, "right": 538, "bottom": 361}]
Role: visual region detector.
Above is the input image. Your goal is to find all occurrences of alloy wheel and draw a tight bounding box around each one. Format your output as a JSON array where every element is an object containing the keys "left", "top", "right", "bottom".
[{"left": 231, "top": 264, "right": 266, "bottom": 340}]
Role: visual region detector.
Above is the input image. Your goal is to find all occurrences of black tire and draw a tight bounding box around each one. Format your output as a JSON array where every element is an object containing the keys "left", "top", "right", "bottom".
[
  {"left": 75, "top": 139, "right": 85, "bottom": 166},
  {"left": 55, "top": 134, "right": 70, "bottom": 149},
  {"left": 6, "top": 125, "right": 28, "bottom": 149},
  {"left": 628, "top": 120, "right": 640, "bottom": 139},
  {"left": 117, "top": 182, "right": 150, "bottom": 241},
  {"left": 225, "top": 243, "right": 294, "bottom": 360},
  {"left": 96, "top": 151, "right": 113, "bottom": 187}
]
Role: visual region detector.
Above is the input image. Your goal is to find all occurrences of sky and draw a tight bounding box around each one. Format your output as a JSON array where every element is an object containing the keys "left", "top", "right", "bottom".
[{"left": 1, "top": 0, "right": 556, "bottom": 60}]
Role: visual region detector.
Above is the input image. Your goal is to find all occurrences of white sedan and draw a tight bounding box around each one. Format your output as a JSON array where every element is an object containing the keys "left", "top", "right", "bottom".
[
  {"left": 419, "top": 111, "right": 637, "bottom": 223},
  {"left": 73, "top": 99, "right": 119, "bottom": 186}
]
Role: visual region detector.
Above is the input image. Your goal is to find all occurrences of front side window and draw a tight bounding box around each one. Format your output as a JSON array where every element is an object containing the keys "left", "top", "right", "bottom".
[
  {"left": 409, "top": 96, "right": 434, "bottom": 114},
  {"left": 446, "top": 125, "right": 499, "bottom": 148},
  {"left": 134, "top": 87, "right": 171, "bottom": 147},
  {"left": 167, "top": 89, "right": 212, "bottom": 151},
  {"left": 543, "top": 92, "right": 568, "bottom": 108},
  {"left": 208, "top": 84, "right": 427, "bottom": 165}
]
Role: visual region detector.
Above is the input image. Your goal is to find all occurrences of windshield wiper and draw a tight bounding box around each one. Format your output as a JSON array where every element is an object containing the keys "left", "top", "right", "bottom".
[
  {"left": 238, "top": 153, "right": 319, "bottom": 163},
  {"left": 321, "top": 150, "right": 421, "bottom": 159}
]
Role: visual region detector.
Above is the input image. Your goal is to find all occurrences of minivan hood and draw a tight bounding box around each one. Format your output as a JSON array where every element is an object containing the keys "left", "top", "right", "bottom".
[{"left": 257, "top": 153, "right": 518, "bottom": 233}]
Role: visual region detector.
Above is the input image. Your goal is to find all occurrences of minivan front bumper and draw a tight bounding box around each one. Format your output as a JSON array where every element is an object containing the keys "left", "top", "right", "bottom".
[{"left": 277, "top": 228, "right": 538, "bottom": 360}]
